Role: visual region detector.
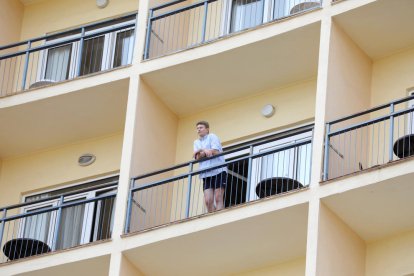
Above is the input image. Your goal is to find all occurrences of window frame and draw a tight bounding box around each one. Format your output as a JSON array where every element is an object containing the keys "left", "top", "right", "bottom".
[
  {"left": 35, "top": 18, "right": 135, "bottom": 84},
  {"left": 19, "top": 175, "right": 118, "bottom": 250}
]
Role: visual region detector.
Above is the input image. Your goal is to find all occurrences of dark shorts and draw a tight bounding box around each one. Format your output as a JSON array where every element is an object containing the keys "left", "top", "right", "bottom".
[{"left": 202, "top": 172, "right": 227, "bottom": 191}]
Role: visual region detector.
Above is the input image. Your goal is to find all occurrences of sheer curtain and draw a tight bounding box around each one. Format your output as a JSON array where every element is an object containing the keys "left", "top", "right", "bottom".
[
  {"left": 230, "top": 0, "right": 264, "bottom": 33},
  {"left": 56, "top": 204, "right": 86, "bottom": 249},
  {"left": 45, "top": 44, "right": 72, "bottom": 82},
  {"left": 23, "top": 194, "right": 53, "bottom": 244},
  {"left": 113, "top": 29, "right": 134, "bottom": 68}
]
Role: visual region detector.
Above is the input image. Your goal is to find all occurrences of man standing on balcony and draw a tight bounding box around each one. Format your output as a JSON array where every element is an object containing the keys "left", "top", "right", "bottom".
[{"left": 194, "top": 121, "right": 227, "bottom": 212}]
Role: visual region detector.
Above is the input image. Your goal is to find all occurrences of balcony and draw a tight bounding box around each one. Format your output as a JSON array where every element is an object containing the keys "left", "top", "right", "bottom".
[
  {"left": 144, "top": 0, "right": 322, "bottom": 59},
  {"left": 0, "top": 13, "right": 136, "bottom": 98},
  {"left": 125, "top": 126, "right": 312, "bottom": 233},
  {"left": 323, "top": 96, "right": 414, "bottom": 181},
  {"left": 0, "top": 178, "right": 117, "bottom": 264}
]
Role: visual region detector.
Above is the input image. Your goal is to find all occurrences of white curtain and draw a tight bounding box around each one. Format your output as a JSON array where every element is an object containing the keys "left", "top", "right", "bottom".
[
  {"left": 45, "top": 44, "right": 71, "bottom": 81},
  {"left": 231, "top": 0, "right": 264, "bottom": 33}
]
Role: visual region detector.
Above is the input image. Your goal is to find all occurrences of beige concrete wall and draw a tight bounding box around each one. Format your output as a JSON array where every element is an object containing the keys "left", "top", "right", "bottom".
[
  {"left": 0, "top": 0, "right": 24, "bottom": 46},
  {"left": 324, "top": 21, "right": 372, "bottom": 178},
  {"left": 366, "top": 230, "right": 414, "bottom": 276},
  {"left": 0, "top": 133, "right": 123, "bottom": 206},
  {"left": 131, "top": 79, "right": 178, "bottom": 176},
  {"left": 371, "top": 47, "right": 414, "bottom": 107},
  {"left": 325, "top": 21, "right": 372, "bottom": 122},
  {"left": 316, "top": 202, "right": 366, "bottom": 276},
  {"left": 0, "top": 0, "right": 24, "bottom": 97},
  {"left": 129, "top": 78, "right": 178, "bottom": 231},
  {"left": 119, "top": 254, "right": 144, "bottom": 276},
  {"left": 175, "top": 79, "right": 316, "bottom": 164},
  {"left": 20, "top": 0, "right": 138, "bottom": 39},
  {"left": 236, "top": 257, "right": 305, "bottom": 276}
]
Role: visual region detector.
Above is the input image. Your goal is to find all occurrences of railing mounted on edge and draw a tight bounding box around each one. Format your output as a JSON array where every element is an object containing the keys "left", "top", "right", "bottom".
[
  {"left": 0, "top": 181, "right": 117, "bottom": 263},
  {"left": 0, "top": 12, "right": 137, "bottom": 98},
  {"left": 323, "top": 95, "right": 414, "bottom": 181},
  {"left": 125, "top": 126, "right": 313, "bottom": 234},
  {"left": 144, "top": 0, "right": 322, "bottom": 59}
]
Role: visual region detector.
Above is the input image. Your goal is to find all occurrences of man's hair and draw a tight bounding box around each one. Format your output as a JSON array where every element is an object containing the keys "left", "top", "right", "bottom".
[{"left": 196, "top": 120, "right": 209, "bottom": 129}]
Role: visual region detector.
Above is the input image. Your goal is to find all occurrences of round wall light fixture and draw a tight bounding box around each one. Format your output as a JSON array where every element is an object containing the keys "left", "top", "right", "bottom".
[
  {"left": 78, "top": 154, "right": 96, "bottom": 166},
  {"left": 261, "top": 104, "right": 275, "bottom": 118},
  {"left": 96, "top": 0, "right": 109, "bottom": 8}
]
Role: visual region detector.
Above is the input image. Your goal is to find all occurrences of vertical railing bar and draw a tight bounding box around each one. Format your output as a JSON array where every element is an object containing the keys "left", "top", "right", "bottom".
[
  {"left": 144, "top": 9, "right": 154, "bottom": 59},
  {"left": 245, "top": 145, "right": 254, "bottom": 202},
  {"left": 389, "top": 103, "right": 395, "bottom": 162},
  {"left": 323, "top": 123, "right": 330, "bottom": 181},
  {"left": 0, "top": 209, "right": 7, "bottom": 253},
  {"left": 76, "top": 27, "right": 85, "bottom": 77},
  {"left": 52, "top": 195, "right": 64, "bottom": 251},
  {"left": 125, "top": 179, "right": 134, "bottom": 233},
  {"left": 201, "top": 1, "right": 209, "bottom": 43},
  {"left": 21, "top": 40, "right": 31, "bottom": 90},
  {"left": 185, "top": 162, "right": 194, "bottom": 218}
]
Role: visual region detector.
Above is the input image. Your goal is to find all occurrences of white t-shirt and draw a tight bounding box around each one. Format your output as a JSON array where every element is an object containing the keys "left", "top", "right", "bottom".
[{"left": 193, "top": 133, "right": 227, "bottom": 178}]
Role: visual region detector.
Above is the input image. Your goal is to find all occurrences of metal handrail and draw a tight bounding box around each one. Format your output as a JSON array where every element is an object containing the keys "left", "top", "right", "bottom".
[
  {"left": 0, "top": 12, "right": 137, "bottom": 96},
  {"left": 143, "top": 0, "right": 322, "bottom": 59},
  {"left": 132, "top": 124, "right": 314, "bottom": 181},
  {"left": 0, "top": 22, "right": 136, "bottom": 60},
  {"left": 132, "top": 138, "right": 312, "bottom": 192},
  {"left": 0, "top": 192, "right": 117, "bottom": 223},
  {"left": 0, "top": 181, "right": 118, "bottom": 212},
  {"left": 326, "top": 94, "right": 414, "bottom": 126},
  {"left": 125, "top": 132, "right": 313, "bottom": 233},
  {"left": 0, "top": 185, "right": 118, "bottom": 261},
  {"left": 0, "top": 12, "right": 137, "bottom": 52},
  {"left": 323, "top": 95, "right": 414, "bottom": 181}
]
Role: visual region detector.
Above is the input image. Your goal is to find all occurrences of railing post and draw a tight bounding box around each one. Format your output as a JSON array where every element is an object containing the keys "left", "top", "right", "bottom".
[
  {"left": 52, "top": 195, "right": 64, "bottom": 251},
  {"left": 185, "top": 162, "right": 194, "bottom": 218},
  {"left": 21, "top": 41, "right": 31, "bottom": 90},
  {"left": 201, "top": 1, "right": 209, "bottom": 43},
  {"left": 0, "top": 209, "right": 7, "bottom": 249},
  {"left": 323, "top": 123, "right": 331, "bottom": 181},
  {"left": 245, "top": 145, "right": 254, "bottom": 202},
  {"left": 144, "top": 9, "right": 154, "bottom": 60},
  {"left": 389, "top": 103, "right": 395, "bottom": 162},
  {"left": 75, "top": 27, "right": 85, "bottom": 77},
  {"left": 124, "top": 179, "right": 134, "bottom": 234}
]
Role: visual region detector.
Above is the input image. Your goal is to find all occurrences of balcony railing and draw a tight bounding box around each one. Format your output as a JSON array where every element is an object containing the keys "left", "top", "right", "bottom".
[
  {"left": 0, "top": 13, "right": 137, "bottom": 98},
  {"left": 0, "top": 181, "right": 117, "bottom": 263},
  {"left": 323, "top": 95, "right": 414, "bottom": 181},
  {"left": 144, "top": 0, "right": 321, "bottom": 59},
  {"left": 125, "top": 127, "right": 313, "bottom": 233}
]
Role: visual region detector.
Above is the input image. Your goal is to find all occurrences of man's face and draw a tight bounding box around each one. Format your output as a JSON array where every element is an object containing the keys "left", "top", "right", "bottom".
[{"left": 196, "top": 124, "right": 209, "bottom": 137}]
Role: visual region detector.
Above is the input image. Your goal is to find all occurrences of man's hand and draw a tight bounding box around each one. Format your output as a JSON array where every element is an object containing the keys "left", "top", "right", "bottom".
[
  {"left": 193, "top": 149, "right": 205, "bottom": 160},
  {"left": 204, "top": 149, "right": 215, "bottom": 157}
]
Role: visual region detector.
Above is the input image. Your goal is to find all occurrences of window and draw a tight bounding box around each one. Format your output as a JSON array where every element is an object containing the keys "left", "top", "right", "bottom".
[
  {"left": 249, "top": 131, "right": 312, "bottom": 200},
  {"left": 37, "top": 18, "right": 135, "bottom": 83},
  {"left": 224, "top": 127, "right": 312, "bottom": 205},
  {"left": 222, "top": 0, "right": 271, "bottom": 35},
  {"left": 230, "top": 0, "right": 265, "bottom": 33},
  {"left": 44, "top": 44, "right": 72, "bottom": 81},
  {"left": 20, "top": 176, "right": 117, "bottom": 250}
]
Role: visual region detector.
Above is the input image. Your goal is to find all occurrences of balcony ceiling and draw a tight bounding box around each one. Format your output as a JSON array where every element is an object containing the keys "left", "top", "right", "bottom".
[
  {"left": 322, "top": 167, "right": 414, "bottom": 242},
  {"left": 0, "top": 79, "right": 128, "bottom": 158},
  {"left": 125, "top": 203, "right": 308, "bottom": 275},
  {"left": 334, "top": 0, "right": 414, "bottom": 60},
  {"left": 142, "top": 22, "right": 320, "bottom": 117}
]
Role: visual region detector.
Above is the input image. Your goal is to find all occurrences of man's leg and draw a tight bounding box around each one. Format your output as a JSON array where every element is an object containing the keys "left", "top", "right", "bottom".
[
  {"left": 204, "top": 189, "right": 215, "bottom": 212},
  {"left": 214, "top": 188, "right": 225, "bottom": 210}
]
